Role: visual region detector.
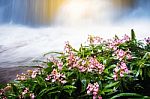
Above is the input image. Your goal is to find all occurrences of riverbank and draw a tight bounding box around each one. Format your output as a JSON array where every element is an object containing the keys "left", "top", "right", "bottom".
[{"left": 0, "top": 66, "right": 36, "bottom": 84}]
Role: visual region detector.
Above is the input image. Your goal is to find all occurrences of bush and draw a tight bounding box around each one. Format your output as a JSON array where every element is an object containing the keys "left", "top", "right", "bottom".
[{"left": 0, "top": 30, "right": 150, "bottom": 99}]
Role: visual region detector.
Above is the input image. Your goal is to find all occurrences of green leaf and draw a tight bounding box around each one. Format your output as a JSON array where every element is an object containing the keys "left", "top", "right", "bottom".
[
  {"left": 47, "top": 91, "right": 60, "bottom": 95},
  {"left": 145, "top": 64, "right": 150, "bottom": 67},
  {"left": 63, "top": 85, "right": 76, "bottom": 95},
  {"left": 131, "top": 29, "right": 136, "bottom": 40},
  {"left": 38, "top": 86, "right": 59, "bottom": 97},
  {"left": 63, "top": 85, "right": 76, "bottom": 90},
  {"left": 10, "top": 84, "right": 20, "bottom": 96},
  {"left": 47, "top": 62, "right": 54, "bottom": 67},
  {"left": 36, "top": 76, "right": 47, "bottom": 87},
  {"left": 110, "top": 93, "right": 145, "bottom": 99},
  {"left": 44, "top": 66, "right": 53, "bottom": 73},
  {"left": 102, "top": 89, "right": 113, "bottom": 93},
  {"left": 104, "top": 81, "right": 119, "bottom": 89},
  {"left": 107, "top": 65, "right": 116, "bottom": 69},
  {"left": 135, "top": 67, "right": 140, "bottom": 77},
  {"left": 43, "top": 51, "right": 63, "bottom": 56}
]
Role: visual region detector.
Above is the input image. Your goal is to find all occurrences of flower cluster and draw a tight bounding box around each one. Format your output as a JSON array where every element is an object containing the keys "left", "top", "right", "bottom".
[
  {"left": 21, "top": 88, "right": 35, "bottom": 99},
  {"left": 45, "top": 69, "right": 66, "bottom": 84},
  {"left": 107, "top": 34, "right": 130, "bottom": 50},
  {"left": 88, "top": 35, "right": 103, "bottom": 44},
  {"left": 28, "top": 69, "right": 41, "bottom": 78},
  {"left": 66, "top": 55, "right": 105, "bottom": 74},
  {"left": 86, "top": 82, "right": 101, "bottom": 99},
  {"left": 67, "top": 52, "right": 77, "bottom": 69},
  {"left": 76, "top": 58, "right": 87, "bottom": 72},
  {"left": 47, "top": 56, "right": 64, "bottom": 71},
  {"left": 113, "top": 62, "right": 129, "bottom": 81},
  {"left": 57, "top": 61, "right": 63, "bottom": 70},
  {"left": 88, "top": 57, "right": 105, "bottom": 74},
  {"left": 16, "top": 73, "right": 27, "bottom": 81},
  {"left": 63, "top": 41, "right": 105, "bottom": 74},
  {"left": 16, "top": 69, "right": 41, "bottom": 81},
  {"left": 114, "top": 49, "right": 132, "bottom": 61},
  {"left": 64, "top": 41, "right": 72, "bottom": 53}
]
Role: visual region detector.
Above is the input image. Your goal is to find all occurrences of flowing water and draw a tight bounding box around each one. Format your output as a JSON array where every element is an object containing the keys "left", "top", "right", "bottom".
[{"left": 0, "top": 0, "right": 150, "bottom": 67}]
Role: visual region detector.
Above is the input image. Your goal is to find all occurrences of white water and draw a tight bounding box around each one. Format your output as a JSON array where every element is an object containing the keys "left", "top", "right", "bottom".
[
  {"left": 0, "top": 21, "right": 150, "bottom": 67},
  {"left": 0, "top": 0, "right": 150, "bottom": 67}
]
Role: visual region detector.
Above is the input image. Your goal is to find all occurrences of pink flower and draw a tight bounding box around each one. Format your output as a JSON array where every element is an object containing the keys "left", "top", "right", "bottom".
[
  {"left": 61, "top": 80, "right": 67, "bottom": 84},
  {"left": 113, "top": 62, "right": 129, "bottom": 80},
  {"left": 124, "top": 68, "right": 129, "bottom": 74},
  {"left": 64, "top": 41, "right": 72, "bottom": 53},
  {"left": 22, "top": 88, "right": 29, "bottom": 96},
  {"left": 0, "top": 89, "right": 4, "bottom": 95},
  {"left": 51, "top": 69, "right": 58, "bottom": 75},
  {"left": 108, "top": 43, "right": 118, "bottom": 50},
  {"left": 31, "top": 71, "right": 37, "bottom": 78},
  {"left": 79, "top": 66, "right": 87, "bottom": 72},
  {"left": 120, "top": 62, "right": 127, "bottom": 70},
  {"left": 93, "top": 87, "right": 99, "bottom": 92},
  {"left": 120, "top": 62, "right": 129, "bottom": 74},
  {"left": 45, "top": 69, "right": 66, "bottom": 84},
  {"left": 89, "top": 87, "right": 94, "bottom": 92},
  {"left": 57, "top": 61, "right": 63, "bottom": 70},
  {"left": 87, "top": 82, "right": 99, "bottom": 98},
  {"left": 67, "top": 52, "right": 76, "bottom": 67},
  {"left": 16, "top": 74, "right": 27, "bottom": 81},
  {"left": 88, "top": 57, "right": 105, "bottom": 74},
  {"left": 98, "top": 96, "right": 102, "bottom": 99},
  {"left": 120, "top": 71, "right": 124, "bottom": 77},
  {"left": 115, "top": 49, "right": 126, "bottom": 60},
  {"left": 30, "top": 93, "right": 35, "bottom": 99},
  {"left": 114, "top": 66, "right": 120, "bottom": 72},
  {"left": 81, "top": 60, "right": 86, "bottom": 65},
  {"left": 126, "top": 54, "right": 132, "bottom": 60},
  {"left": 122, "top": 34, "right": 130, "bottom": 42},
  {"left": 45, "top": 75, "right": 51, "bottom": 81},
  {"left": 87, "top": 35, "right": 103, "bottom": 44},
  {"left": 87, "top": 90, "right": 91, "bottom": 94},
  {"left": 93, "top": 96, "right": 97, "bottom": 99},
  {"left": 112, "top": 73, "right": 118, "bottom": 81},
  {"left": 113, "top": 39, "right": 123, "bottom": 45}
]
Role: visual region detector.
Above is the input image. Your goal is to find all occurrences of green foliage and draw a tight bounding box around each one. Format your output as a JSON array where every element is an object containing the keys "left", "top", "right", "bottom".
[{"left": 0, "top": 30, "right": 150, "bottom": 99}]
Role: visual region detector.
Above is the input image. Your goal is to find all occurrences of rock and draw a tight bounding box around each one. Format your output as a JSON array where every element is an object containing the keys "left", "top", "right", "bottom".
[{"left": 0, "top": 66, "right": 36, "bottom": 84}]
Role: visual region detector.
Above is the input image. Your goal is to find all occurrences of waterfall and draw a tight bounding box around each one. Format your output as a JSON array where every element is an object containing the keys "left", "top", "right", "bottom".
[
  {"left": 0, "top": 0, "right": 65, "bottom": 26},
  {"left": 0, "top": 0, "right": 150, "bottom": 26}
]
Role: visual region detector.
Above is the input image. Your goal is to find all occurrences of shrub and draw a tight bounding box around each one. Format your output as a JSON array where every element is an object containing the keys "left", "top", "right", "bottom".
[{"left": 0, "top": 30, "right": 150, "bottom": 99}]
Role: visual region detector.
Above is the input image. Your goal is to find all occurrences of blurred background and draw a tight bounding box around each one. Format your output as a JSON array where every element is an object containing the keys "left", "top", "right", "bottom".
[{"left": 0, "top": 0, "right": 150, "bottom": 67}]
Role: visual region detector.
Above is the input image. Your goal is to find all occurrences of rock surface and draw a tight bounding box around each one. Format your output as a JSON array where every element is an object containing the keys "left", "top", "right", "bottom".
[{"left": 0, "top": 66, "right": 35, "bottom": 84}]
